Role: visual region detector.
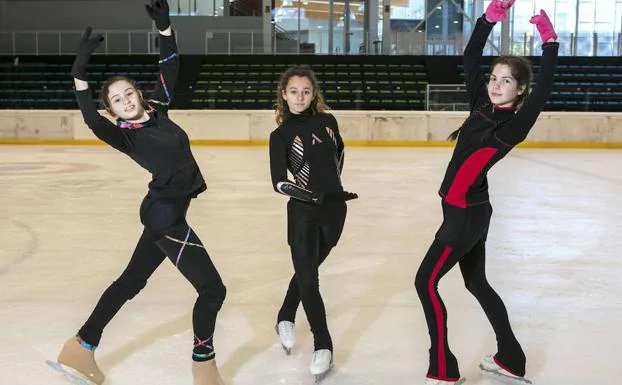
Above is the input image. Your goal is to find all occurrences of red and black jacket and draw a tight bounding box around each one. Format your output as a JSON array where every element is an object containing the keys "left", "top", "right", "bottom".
[{"left": 439, "top": 15, "right": 559, "bottom": 208}]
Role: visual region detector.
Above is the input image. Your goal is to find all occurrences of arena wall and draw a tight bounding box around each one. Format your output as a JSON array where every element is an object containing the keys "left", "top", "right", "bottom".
[{"left": 1, "top": 110, "right": 621, "bottom": 148}]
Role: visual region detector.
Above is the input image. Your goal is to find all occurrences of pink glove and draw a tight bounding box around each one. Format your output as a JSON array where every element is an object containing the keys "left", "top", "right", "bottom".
[
  {"left": 530, "top": 9, "right": 558, "bottom": 42},
  {"left": 485, "top": 0, "right": 516, "bottom": 23}
]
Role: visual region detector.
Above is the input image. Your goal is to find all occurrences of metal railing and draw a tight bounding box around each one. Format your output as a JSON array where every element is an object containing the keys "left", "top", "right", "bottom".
[
  {"left": 425, "top": 84, "right": 469, "bottom": 111},
  {"left": 426, "top": 82, "right": 622, "bottom": 112},
  {"left": 3, "top": 28, "right": 622, "bottom": 56},
  {"left": 392, "top": 31, "right": 622, "bottom": 56},
  {"left": 204, "top": 29, "right": 622, "bottom": 56},
  {"left": 0, "top": 30, "right": 157, "bottom": 56},
  {"left": 204, "top": 28, "right": 301, "bottom": 55}
]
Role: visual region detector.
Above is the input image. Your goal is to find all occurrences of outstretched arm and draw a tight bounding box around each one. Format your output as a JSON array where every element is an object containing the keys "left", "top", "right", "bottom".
[{"left": 72, "top": 27, "right": 133, "bottom": 152}]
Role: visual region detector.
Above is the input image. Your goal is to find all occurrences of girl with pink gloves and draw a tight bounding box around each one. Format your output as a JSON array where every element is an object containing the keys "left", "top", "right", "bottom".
[{"left": 413, "top": 1, "right": 558, "bottom": 384}]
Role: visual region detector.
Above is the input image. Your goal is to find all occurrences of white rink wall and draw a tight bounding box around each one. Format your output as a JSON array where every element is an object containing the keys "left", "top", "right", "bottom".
[{"left": 1, "top": 110, "right": 622, "bottom": 147}]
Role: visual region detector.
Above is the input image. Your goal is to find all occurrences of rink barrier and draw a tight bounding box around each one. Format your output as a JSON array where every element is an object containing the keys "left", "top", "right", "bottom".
[{"left": 1, "top": 110, "right": 621, "bottom": 148}]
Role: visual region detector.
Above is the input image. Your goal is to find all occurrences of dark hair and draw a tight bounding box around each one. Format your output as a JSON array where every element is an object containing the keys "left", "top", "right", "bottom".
[
  {"left": 448, "top": 55, "right": 533, "bottom": 141},
  {"left": 491, "top": 55, "right": 533, "bottom": 107},
  {"left": 275, "top": 65, "right": 329, "bottom": 125},
  {"left": 100, "top": 76, "right": 149, "bottom": 116}
]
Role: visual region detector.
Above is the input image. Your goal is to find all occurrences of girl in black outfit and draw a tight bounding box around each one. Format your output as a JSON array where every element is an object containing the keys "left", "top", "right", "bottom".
[
  {"left": 413, "top": 1, "right": 558, "bottom": 384},
  {"left": 269, "top": 65, "right": 357, "bottom": 381},
  {"left": 47, "top": 2, "right": 226, "bottom": 385}
]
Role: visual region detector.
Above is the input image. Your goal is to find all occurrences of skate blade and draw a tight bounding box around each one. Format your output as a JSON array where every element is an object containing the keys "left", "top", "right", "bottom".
[
  {"left": 46, "top": 360, "right": 93, "bottom": 385},
  {"left": 455, "top": 378, "right": 467, "bottom": 385},
  {"left": 480, "top": 364, "right": 533, "bottom": 384},
  {"left": 313, "top": 363, "right": 334, "bottom": 384}
]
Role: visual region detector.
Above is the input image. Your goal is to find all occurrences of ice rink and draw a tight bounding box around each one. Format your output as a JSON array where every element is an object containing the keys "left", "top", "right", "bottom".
[{"left": 1, "top": 145, "right": 621, "bottom": 384}]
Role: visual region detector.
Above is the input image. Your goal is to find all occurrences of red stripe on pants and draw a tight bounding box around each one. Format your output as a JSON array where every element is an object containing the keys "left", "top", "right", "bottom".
[{"left": 428, "top": 245, "right": 453, "bottom": 378}]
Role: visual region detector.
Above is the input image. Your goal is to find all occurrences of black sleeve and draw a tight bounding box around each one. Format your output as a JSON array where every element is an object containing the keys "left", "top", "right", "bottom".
[
  {"left": 146, "top": 32, "right": 178, "bottom": 114},
  {"left": 495, "top": 42, "right": 559, "bottom": 145},
  {"left": 463, "top": 15, "right": 495, "bottom": 111},
  {"left": 75, "top": 89, "right": 134, "bottom": 153},
  {"left": 330, "top": 114, "right": 345, "bottom": 175},
  {"left": 269, "top": 129, "right": 320, "bottom": 204}
]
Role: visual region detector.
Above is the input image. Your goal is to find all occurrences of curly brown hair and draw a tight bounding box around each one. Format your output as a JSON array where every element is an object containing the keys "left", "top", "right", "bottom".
[{"left": 275, "top": 65, "right": 329, "bottom": 125}]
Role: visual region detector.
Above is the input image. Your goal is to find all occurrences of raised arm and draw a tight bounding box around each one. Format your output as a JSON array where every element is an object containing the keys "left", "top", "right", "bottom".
[
  {"left": 144, "top": 0, "right": 177, "bottom": 112},
  {"left": 464, "top": 0, "right": 515, "bottom": 110},
  {"left": 72, "top": 27, "right": 133, "bottom": 153},
  {"left": 463, "top": 16, "right": 494, "bottom": 110},
  {"left": 496, "top": 10, "right": 559, "bottom": 145}
]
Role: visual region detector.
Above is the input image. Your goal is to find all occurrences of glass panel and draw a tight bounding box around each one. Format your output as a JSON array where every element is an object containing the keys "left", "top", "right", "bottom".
[
  {"left": 229, "top": 0, "right": 260, "bottom": 16},
  {"left": 272, "top": 1, "right": 366, "bottom": 55},
  {"left": 206, "top": 31, "right": 232, "bottom": 54},
  {"left": 170, "top": 0, "right": 225, "bottom": 16},
  {"left": 389, "top": 0, "right": 425, "bottom": 55}
]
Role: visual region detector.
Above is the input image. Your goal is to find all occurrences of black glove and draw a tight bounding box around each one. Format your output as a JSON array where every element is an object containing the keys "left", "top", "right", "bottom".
[
  {"left": 145, "top": 0, "right": 171, "bottom": 31},
  {"left": 71, "top": 27, "right": 103, "bottom": 81},
  {"left": 318, "top": 191, "right": 358, "bottom": 205}
]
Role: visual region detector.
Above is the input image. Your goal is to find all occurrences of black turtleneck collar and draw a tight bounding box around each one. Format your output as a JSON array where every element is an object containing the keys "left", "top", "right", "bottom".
[
  {"left": 492, "top": 104, "right": 517, "bottom": 118},
  {"left": 284, "top": 107, "right": 313, "bottom": 121}
]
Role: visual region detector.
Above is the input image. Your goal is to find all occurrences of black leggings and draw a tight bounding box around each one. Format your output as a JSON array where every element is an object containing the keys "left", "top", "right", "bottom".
[
  {"left": 277, "top": 200, "right": 347, "bottom": 352},
  {"left": 78, "top": 193, "right": 226, "bottom": 362},
  {"left": 414, "top": 201, "right": 525, "bottom": 381}
]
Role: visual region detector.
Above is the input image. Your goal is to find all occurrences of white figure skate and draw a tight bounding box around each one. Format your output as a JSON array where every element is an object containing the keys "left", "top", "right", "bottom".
[
  {"left": 275, "top": 320, "right": 295, "bottom": 355},
  {"left": 310, "top": 349, "right": 333, "bottom": 383},
  {"left": 479, "top": 355, "right": 533, "bottom": 384}
]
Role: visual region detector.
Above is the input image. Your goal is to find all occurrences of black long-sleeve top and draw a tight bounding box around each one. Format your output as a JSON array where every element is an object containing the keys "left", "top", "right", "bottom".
[
  {"left": 269, "top": 110, "right": 344, "bottom": 204},
  {"left": 75, "top": 32, "right": 206, "bottom": 199},
  {"left": 439, "top": 15, "right": 559, "bottom": 208}
]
